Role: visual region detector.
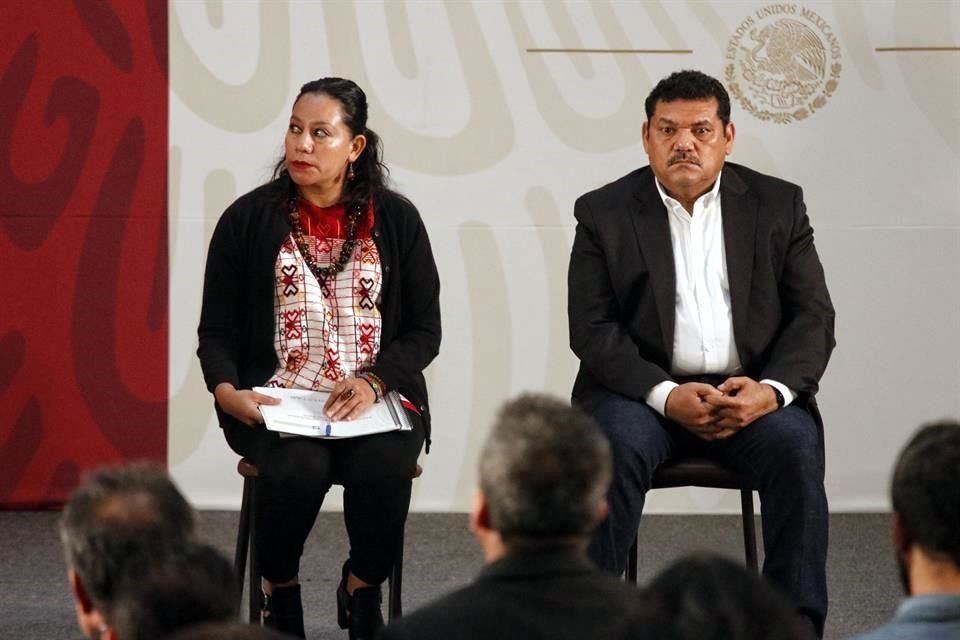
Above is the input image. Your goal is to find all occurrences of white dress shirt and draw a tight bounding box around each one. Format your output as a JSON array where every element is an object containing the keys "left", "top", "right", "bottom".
[{"left": 645, "top": 172, "right": 795, "bottom": 416}]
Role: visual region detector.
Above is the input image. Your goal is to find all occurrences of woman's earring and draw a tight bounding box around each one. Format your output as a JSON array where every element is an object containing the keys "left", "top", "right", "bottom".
[{"left": 348, "top": 162, "right": 355, "bottom": 180}]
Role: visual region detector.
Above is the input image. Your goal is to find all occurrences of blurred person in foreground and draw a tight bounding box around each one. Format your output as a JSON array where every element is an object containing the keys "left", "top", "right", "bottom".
[
  {"left": 616, "top": 553, "right": 808, "bottom": 640},
  {"left": 379, "top": 393, "right": 640, "bottom": 640},
  {"left": 851, "top": 421, "right": 960, "bottom": 640},
  {"left": 107, "top": 541, "right": 238, "bottom": 640},
  {"left": 59, "top": 463, "right": 196, "bottom": 639},
  {"left": 170, "top": 621, "right": 295, "bottom": 640}
]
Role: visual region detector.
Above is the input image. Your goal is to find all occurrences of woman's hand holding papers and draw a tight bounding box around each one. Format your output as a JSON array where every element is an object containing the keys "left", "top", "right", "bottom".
[
  {"left": 214, "top": 383, "right": 281, "bottom": 426},
  {"left": 324, "top": 378, "right": 376, "bottom": 421}
]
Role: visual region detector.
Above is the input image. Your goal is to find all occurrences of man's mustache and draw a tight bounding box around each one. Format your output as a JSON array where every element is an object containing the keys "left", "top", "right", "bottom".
[{"left": 669, "top": 155, "right": 702, "bottom": 166}]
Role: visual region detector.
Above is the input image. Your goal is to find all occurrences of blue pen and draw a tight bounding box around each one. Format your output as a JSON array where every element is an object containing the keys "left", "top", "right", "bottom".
[{"left": 325, "top": 423, "right": 332, "bottom": 437}]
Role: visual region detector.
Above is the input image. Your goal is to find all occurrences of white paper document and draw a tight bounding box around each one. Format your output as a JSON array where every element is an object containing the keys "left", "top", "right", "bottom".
[{"left": 253, "top": 387, "right": 413, "bottom": 439}]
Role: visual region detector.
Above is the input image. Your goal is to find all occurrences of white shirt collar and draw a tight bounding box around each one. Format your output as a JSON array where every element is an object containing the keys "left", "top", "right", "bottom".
[{"left": 654, "top": 169, "right": 723, "bottom": 213}]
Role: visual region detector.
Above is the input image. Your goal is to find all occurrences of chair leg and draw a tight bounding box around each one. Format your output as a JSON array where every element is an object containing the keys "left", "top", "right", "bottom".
[
  {"left": 740, "top": 488, "right": 759, "bottom": 573},
  {"left": 248, "top": 480, "right": 262, "bottom": 623},
  {"left": 627, "top": 536, "right": 639, "bottom": 583},
  {"left": 235, "top": 477, "right": 253, "bottom": 609},
  {"left": 388, "top": 528, "right": 404, "bottom": 621}
]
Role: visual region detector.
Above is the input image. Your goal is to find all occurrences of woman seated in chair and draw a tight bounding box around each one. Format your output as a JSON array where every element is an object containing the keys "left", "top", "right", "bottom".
[{"left": 197, "top": 77, "right": 441, "bottom": 640}]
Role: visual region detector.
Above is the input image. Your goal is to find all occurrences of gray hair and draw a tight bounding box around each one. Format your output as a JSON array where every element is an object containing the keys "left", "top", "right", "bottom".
[
  {"left": 59, "top": 463, "right": 195, "bottom": 612},
  {"left": 478, "top": 393, "right": 612, "bottom": 541}
]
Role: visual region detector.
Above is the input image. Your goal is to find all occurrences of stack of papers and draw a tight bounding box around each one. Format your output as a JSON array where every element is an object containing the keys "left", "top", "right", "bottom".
[{"left": 253, "top": 387, "right": 413, "bottom": 439}]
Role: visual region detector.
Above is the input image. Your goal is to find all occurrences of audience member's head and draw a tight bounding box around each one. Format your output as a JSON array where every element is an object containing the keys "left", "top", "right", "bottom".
[
  {"left": 59, "top": 463, "right": 196, "bottom": 639},
  {"left": 473, "top": 393, "right": 612, "bottom": 557},
  {"left": 170, "top": 621, "right": 296, "bottom": 640},
  {"left": 108, "top": 542, "right": 239, "bottom": 640},
  {"left": 890, "top": 420, "right": 960, "bottom": 594},
  {"left": 616, "top": 554, "right": 806, "bottom": 640}
]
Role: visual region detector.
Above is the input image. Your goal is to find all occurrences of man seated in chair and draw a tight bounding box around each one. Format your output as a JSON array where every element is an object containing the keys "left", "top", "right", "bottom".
[
  {"left": 851, "top": 421, "right": 960, "bottom": 640},
  {"left": 379, "top": 393, "right": 641, "bottom": 640},
  {"left": 567, "top": 70, "right": 835, "bottom": 637}
]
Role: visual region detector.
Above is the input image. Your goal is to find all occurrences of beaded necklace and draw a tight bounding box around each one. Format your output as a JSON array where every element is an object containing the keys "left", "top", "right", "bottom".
[{"left": 287, "top": 196, "right": 364, "bottom": 281}]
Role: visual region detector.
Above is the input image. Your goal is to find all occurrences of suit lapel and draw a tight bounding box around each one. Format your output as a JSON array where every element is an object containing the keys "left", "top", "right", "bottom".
[
  {"left": 719, "top": 165, "right": 757, "bottom": 357},
  {"left": 630, "top": 171, "right": 676, "bottom": 361}
]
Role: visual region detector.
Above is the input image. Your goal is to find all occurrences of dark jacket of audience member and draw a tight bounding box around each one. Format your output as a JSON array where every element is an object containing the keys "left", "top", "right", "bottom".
[{"left": 379, "top": 393, "right": 641, "bottom": 640}]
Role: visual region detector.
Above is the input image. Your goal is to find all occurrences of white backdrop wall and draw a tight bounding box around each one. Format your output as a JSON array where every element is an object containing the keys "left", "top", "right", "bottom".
[{"left": 168, "top": 0, "right": 960, "bottom": 513}]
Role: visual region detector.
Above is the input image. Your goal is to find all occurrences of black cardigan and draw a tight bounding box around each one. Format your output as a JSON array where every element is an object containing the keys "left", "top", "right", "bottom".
[{"left": 197, "top": 181, "right": 441, "bottom": 449}]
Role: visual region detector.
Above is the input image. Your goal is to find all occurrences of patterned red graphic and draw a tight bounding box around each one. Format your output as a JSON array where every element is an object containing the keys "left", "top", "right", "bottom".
[
  {"left": 359, "top": 239, "right": 379, "bottom": 264},
  {"left": 321, "top": 348, "right": 344, "bottom": 381},
  {"left": 358, "top": 323, "right": 377, "bottom": 356},
  {"left": 357, "top": 277, "right": 376, "bottom": 310},
  {"left": 319, "top": 277, "right": 333, "bottom": 298},
  {"left": 315, "top": 236, "right": 333, "bottom": 257},
  {"left": 0, "top": 2, "right": 168, "bottom": 507},
  {"left": 284, "top": 309, "right": 303, "bottom": 340},
  {"left": 281, "top": 263, "right": 299, "bottom": 297},
  {"left": 285, "top": 349, "right": 305, "bottom": 373}
]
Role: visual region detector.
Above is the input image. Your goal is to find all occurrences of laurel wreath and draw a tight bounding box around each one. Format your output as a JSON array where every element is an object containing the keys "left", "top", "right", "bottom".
[{"left": 726, "top": 61, "right": 842, "bottom": 125}]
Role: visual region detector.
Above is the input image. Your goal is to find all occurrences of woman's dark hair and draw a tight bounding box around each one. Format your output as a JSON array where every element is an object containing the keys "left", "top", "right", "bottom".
[{"left": 272, "top": 77, "right": 389, "bottom": 212}]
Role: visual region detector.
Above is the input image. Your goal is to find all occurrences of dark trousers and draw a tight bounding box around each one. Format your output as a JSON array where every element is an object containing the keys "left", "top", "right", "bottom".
[
  {"left": 224, "top": 416, "right": 424, "bottom": 586},
  {"left": 584, "top": 392, "right": 828, "bottom": 637}
]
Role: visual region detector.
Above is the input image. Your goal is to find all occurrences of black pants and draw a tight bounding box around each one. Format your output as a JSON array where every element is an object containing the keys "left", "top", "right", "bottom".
[
  {"left": 224, "top": 415, "right": 425, "bottom": 585},
  {"left": 583, "top": 391, "right": 829, "bottom": 638}
]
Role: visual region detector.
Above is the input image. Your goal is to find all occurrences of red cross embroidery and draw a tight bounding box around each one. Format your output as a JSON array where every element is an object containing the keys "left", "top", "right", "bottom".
[
  {"left": 360, "top": 241, "right": 379, "bottom": 264},
  {"left": 357, "top": 277, "right": 376, "bottom": 310},
  {"left": 284, "top": 309, "right": 302, "bottom": 340},
  {"left": 285, "top": 349, "right": 305, "bottom": 373},
  {"left": 322, "top": 348, "right": 344, "bottom": 381},
  {"left": 281, "top": 264, "right": 299, "bottom": 297},
  {"left": 358, "top": 324, "right": 377, "bottom": 356}
]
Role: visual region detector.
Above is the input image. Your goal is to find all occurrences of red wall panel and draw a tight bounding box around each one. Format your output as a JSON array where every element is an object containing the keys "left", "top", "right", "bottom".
[{"left": 0, "top": 0, "right": 168, "bottom": 508}]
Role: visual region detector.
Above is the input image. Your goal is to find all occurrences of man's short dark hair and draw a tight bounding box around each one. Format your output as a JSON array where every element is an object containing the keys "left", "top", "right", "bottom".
[
  {"left": 892, "top": 420, "right": 960, "bottom": 567},
  {"left": 645, "top": 70, "right": 731, "bottom": 127},
  {"left": 478, "top": 393, "right": 612, "bottom": 541},
  {"left": 59, "top": 463, "right": 195, "bottom": 611},
  {"left": 108, "top": 542, "right": 239, "bottom": 640},
  {"left": 616, "top": 553, "right": 806, "bottom": 640},
  {"left": 170, "top": 621, "right": 294, "bottom": 640}
]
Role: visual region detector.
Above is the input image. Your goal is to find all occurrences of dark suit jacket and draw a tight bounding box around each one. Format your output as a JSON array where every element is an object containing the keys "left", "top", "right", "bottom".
[
  {"left": 568, "top": 162, "right": 835, "bottom": 409},
  {"left": 378, "top": 546, "right": 641, "bottom": 640}
]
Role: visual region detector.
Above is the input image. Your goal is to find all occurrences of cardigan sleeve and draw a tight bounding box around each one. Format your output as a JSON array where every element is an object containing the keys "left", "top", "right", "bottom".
[
  {"left": 196, "top": 206, "right": 244, "bottom": 393},
  {"left": 363, "top": 198, "right": 441, "bottom": 395}
]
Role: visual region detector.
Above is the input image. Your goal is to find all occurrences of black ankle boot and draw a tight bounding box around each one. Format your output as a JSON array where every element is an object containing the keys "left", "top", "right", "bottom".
[
  {"left": 348, "top": 584, "right": 384, "bottom": 640},
  {"left": 336, "top": 560, "right": 352, "bottom": 630},
  {"left": 336, "top": 561, "right": 384, "bottom": 640},
  {"left": 262, "top": 584, "right": 305, "bottom": 638}
]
